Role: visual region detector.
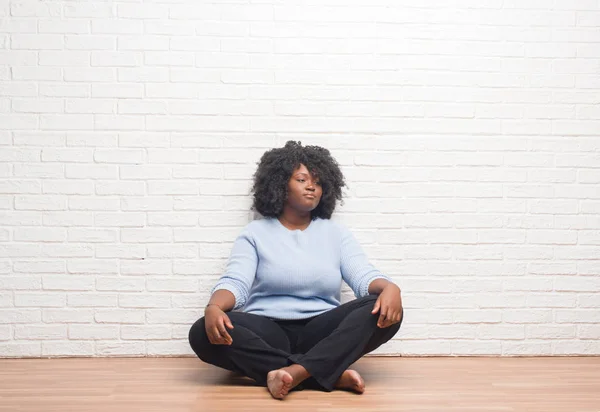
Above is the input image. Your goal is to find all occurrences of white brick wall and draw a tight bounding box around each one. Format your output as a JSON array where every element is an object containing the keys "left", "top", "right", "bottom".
[{"left": 1, "top": 0, "right": 599, "bottom": 358}]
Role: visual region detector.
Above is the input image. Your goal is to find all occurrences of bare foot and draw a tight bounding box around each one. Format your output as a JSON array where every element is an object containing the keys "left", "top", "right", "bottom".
[
  {"left": 267, "top": 369, "right": 294, "bottom": 399},
  {"left": 334, "top": 369, "right": 365, "bottom": 394}
]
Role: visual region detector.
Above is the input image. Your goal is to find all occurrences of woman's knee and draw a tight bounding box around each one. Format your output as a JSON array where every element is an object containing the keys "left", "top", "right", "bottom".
[{"left": 188, "top": 317, "right": 211, "bottom": 359}]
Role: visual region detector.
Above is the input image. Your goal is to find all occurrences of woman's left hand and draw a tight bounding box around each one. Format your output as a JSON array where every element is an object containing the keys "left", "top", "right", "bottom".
[{"left": 371, "top": 283, "right": 403, "bottom": 328}]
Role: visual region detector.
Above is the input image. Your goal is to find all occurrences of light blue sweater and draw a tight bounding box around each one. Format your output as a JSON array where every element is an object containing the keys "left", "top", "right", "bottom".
[{"left": 211, "top": 217, "right": 392, "bottom": 320}]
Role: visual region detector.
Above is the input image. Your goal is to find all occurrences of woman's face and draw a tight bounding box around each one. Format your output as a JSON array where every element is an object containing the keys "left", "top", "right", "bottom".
[{"left": 286, "top": 163, "right": 322, "bottom": 213}]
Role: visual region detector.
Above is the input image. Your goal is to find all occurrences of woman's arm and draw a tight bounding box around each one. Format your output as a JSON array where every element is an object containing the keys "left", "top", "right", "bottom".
[
  {"left": 369, "top": 278, "right": 403, "bottom": 328},
  {"left": 210, "top": 228, "right": 258, "bottom": 310},
  {"left": 206, "top": 289, "right": 236, "bottom": 313},
  {"left": 368, "top": 278, "right": 398, "bottom": 295}
]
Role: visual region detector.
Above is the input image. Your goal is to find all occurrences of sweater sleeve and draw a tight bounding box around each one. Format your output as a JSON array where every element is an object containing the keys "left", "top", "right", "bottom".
[
  {"left": 339, "top": 224, "right": 393, "bottom": 298},
  {"left": 211, "top": 228, "right": 258, "bottom": 310}
]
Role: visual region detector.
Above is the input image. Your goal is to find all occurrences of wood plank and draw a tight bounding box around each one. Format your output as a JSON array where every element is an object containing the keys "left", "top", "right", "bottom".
[{"left": 0, "top": 357, "right": 598, "bottom": 411}]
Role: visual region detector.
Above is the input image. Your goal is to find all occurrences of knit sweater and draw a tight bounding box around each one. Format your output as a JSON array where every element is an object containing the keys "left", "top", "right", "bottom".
[{"left": 211, "top": 217, "right": 392, "bottom": 320}]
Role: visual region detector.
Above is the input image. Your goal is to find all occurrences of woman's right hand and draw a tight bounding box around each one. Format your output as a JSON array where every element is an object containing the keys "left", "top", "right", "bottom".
[{"left": 204, "top": 305, "right": 234, "bottom": 345}]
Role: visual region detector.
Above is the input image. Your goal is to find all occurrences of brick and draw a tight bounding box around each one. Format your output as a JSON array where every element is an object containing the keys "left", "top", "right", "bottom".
[
  {"left": 43, "top": 275, "right": 94, "bottom": 291},
  {"left": 43, "top": 309, "right": 94, "bottom": 323},
  {"left": 121, "top": 325, "right": 170, "bottom": 340},
  {"left": 69, "top": 325, "right": 119, "bottom": 340},
  {"left": 42, "top": 341, "right": 95, "bottom": 356},
  {"left": 15, "top": 325, "right": 67, "bottom": 340},
  {"left": 15, "top": 292, "right": 65, "bottom": 307},
  {"left": 95, "top": 276, "right": 145, "bottom": 291},
  {"left": 67, "top": 293, "right": 117, "bottom": 307},
  {"left": 95, "top": 309, "right": 145, "bottom": 324},
  {"left": 67, "top": 259, "right": 118, "bottom": 274}
]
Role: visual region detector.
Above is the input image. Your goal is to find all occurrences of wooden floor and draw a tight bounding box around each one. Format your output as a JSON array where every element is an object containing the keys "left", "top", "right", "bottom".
[{"left": 0, "top": 357, "right": 599, "bottom": 412}]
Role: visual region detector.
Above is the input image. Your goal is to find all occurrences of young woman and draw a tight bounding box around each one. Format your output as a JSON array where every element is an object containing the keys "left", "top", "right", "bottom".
[{"left": 188, "top": 141, "right": 403, "bottom": 399}]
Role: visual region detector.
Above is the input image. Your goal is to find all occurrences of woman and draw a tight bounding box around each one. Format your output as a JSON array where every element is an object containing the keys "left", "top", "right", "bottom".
[{"left": 188, "top": 141, "right": 403, "bottom": 399}]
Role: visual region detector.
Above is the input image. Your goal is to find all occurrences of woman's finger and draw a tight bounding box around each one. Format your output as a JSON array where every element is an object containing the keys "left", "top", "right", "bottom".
[
  {"left": 371, "top": 296, "right": 381, "bottom": 315},
  {"left": 378, "top": 308, "right": 387, "bottom": 328},
  {"left": 212, "top": 326, "right": 224, "bottom": 344},
  {"left": 217, "top": 318, "right": 232, "bottom": 344}
]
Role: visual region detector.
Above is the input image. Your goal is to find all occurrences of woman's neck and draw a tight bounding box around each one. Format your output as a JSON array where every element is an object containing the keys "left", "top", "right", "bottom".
[{"left": 278, "top": 209, "right": 311, "bottom": 230}]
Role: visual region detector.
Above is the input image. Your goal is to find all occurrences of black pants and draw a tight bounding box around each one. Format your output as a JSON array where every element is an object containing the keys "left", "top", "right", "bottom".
[{"left": 188, "top": 295, "right": 403, "bottom": 391}]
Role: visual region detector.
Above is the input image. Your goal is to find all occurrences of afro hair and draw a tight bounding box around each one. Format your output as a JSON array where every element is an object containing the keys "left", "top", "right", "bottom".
[{"left": 250, "top": 140, "right": 346, "bottom": 220}]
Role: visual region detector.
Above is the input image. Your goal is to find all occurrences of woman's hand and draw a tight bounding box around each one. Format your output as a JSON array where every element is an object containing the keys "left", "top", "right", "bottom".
[
  {"left": 204, "top": 305, "right": 234, "bottom": 345},
  {"left": 371, "top": 283, "right": 403, "bottom": 328}
]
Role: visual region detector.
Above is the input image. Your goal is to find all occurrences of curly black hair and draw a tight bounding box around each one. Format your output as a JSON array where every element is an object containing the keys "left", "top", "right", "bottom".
[{"left": 251, "top": 141, "right": 346, "bottom": 220}]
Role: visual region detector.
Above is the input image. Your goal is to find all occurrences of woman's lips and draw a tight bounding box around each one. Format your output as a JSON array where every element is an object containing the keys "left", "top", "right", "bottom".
[{"left": 304, "top": 194, "right": 316, "bottom": 199}]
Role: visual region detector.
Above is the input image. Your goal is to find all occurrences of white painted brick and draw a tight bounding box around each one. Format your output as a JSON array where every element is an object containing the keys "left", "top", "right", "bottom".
[
  {"left": 14, "top": 228, "right": 66, "bottom": 242},
  {"left": 477, "top": 325, "right": 525, "bottom": 340},
  {"left": 96, "top": 341, "right": 146, "bottom": 356},
  {"left": 94, "top": 115, "right": 145, "bottom": 131},
  {"left": 39, "top": 51, "right": 90, "bottom": 67},
  {"left": 38, "top": 19, "right": 89, "bottom": 34},
  {"left": 120, "top": 166, "right": 170, "bottom": 181},
  {"left": 13, "top": 260, "right": 64, "bottom": 274},
  {"left": 43, "top": 179, "right": 94, "bottom": 195},
  {"left": 11, "top": 68, "right": 62, "bottom": 82},
  {"left": 14, "top": 132, "right": 65, "bottom": 147},
  {"left": 13, "top": 163, "right": 63, "bottom": 178},
  {"left": 67, "top": 259, "right": 118, "bottom": 275},
  {"left": 92, "top": 83, "right": 143, "bottom": 98},
  {"left": 146, "top": 309, "right": 199, "bottom": 325},
  {"left": 69, "top": 325, "right": 119, "bottom": 340},
  {"left": 41, "top": 244, "right": 94, "bottom": 258},
  {"left": 42, "top": 341, "right": 95, "bottom": 357},
  {"left": 65, "top": 97, "right": 115, "bottom": 113},
  {"left": 15, "top": 195, "right": 66, "bottom": 211},
  {"left": 14, "top": 325, "right": 67, "bottom": 340},
  {"left": 172, "top": 325, "right": 192, "bottom": 339},
  {"left": 68, "top": 228, "right": 117, "bottom": 243},
  {"left": 148, "top": 181, "right": 198, "bottom": 195},
  {"left": 526, "top": 324, "right": 576, "bottom": 339},
  {"left": 14, "top": 292, "right": 65, "bottom": 307},
  {"left": 118, "top": 100, "right": 167, "bottom": 115},
  {"left": 42, "top": 211, "right": 93, "bottom": 226},
  {"left": 118, "top": 294, "right": 170, "bottom": 308},
  {"left": 579, "top": 325, "right": 600, "bottom": 339},
  {"left": 144, "top": 20, "right": 195, "bottom": 36},
  {"left": 64, "top": 3, "right": 113, "bottom": 18},
  {"left": 0, "top": 326, "right": 11, "bottom": 341},
  {"left": 95, "top": 277, "right": 145, "bottom": 291},
  {"left": 146, "top": 278, "right": 197, "bottom": 293},
  {"left": 147, "top": 340, "right": 192, "bottom": 356},
  {"left": 95, "top": 309, "right": 144, "bottom": 324},
  {"left": 0, "top": 180, "right": 40, "bottom": 194},
  {"left": 0, "top": 309, "right": 41, "bottom": 324},
  {"left": 94, "top": 181, "right": 145, "bottom": 196},
  {"left": 94, "top": 149, "right": 144, "bottom": 164},
  {"left": 118, "top": 132, "right": 168, "bottom": 148},
  {"left": 43, "top": 275, "right": 94, "bottom": 291},
  {"left": 148, "top": 149, "right": 196, "bottom": 164},
  {"left": 0, "top": 243, "right": 42, "bottom": 258},
  {"left": 121, "top": 325, "right": 170, "bottom": 340},
  {"left": 120, "top": 196, "right": 172, "bottom": 212},
  {"left": 555, "top": 309, "right": 600, "bottom": 324},
  {"left": 43, "top": 309, "right": 94, "bottom": 323},
  {"left": 120, "top": 260, "right": 172, "bottom": 276},
  {"left": 40, "top": 83, "right": 90, "bottom": 98},
  {"left": 95, "top": 245, "right": 145, "bottom": 259},
  {"left": 502, "top": 341, "right": 553, "bottom": 356},
  {"left": 94, "top": 213, "right": 145, "bottom": 227},
  {"left": 0, "top": 342, "right": 41, "bottom": 357},
  {"left": 65, "top": 35, "right": 115, "bottom": 50},
  {"left": 0, "top": 82, "right": 37, "bottom": 97},
  {"left": 41, "top": 116, "right": 95, "bottom": 131},
  {"left": 68, "top": 196, "right": 119, "bottom": 211},
  {"left": 121, "top": 228, "right": 172, "bottom": 243},
  {"left": 145, "top": 51, "right": 195, "bottom": 67},
  {"left": 91, "top": 52, "right": 142, "bottom": 67},
  {"left": 0, "top": 114, "right": 38, "bottom": 129},
  {"left": 553, "top": 340, "right": 600, "bottom": 355},
  {"left": 66, "top": 164, "right": 117, "bottom": 179},
  {"left": 118, "top": 35, "right": 169, "bottom": 51},
  {"left": 0, "top": 276, "right": 41, "bottom": 290},
  {"left": 11, "top": 34, "right": 63, "bottom": 50},
  {"left": 92, "top": 19, "right": 142, "bottom": 34},
  {"left": 68, "top": 293, "right": 117, "bottom": 307}
]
